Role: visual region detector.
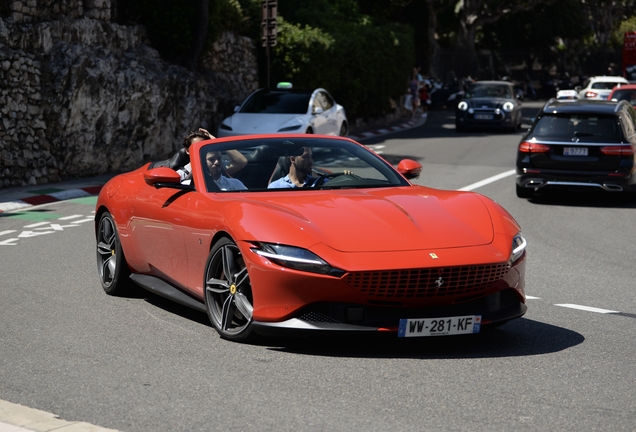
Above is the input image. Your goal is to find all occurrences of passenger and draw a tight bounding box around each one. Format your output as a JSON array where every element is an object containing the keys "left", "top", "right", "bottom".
[
  {"left": 205, "top": 150, "right": 247, "bottom": 191},
  {"left": 268, "top": 147, "right": 317, "bottom": 188},
  {"left": 177, "top": 128, "right": 247, "bottom": 184}
]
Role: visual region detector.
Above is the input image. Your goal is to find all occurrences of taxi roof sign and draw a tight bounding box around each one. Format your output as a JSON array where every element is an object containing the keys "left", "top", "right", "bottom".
[{"left": 276, "top": 82, "right": 293, "bottom": 89}]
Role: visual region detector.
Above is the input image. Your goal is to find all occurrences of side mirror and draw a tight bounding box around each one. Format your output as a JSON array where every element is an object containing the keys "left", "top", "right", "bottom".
[
  {"left": 233, "top": 105, "right": 240, "bottom": 113},
  {"left": 397, "top": 159, "right": 423, "bottom": 180},
  {"left": 144, "top": 167, "right": 182, "bottom": 187},
  {"left": 312, "top": 107, "right": 324, "bottom": 115}
]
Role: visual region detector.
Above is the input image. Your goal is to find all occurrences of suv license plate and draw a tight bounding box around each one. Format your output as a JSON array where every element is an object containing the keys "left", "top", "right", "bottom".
[
  {"left": 563, "top": 147, "right": 588, "bottom": 156},
  {"left": 398, "top": 315, "right": 481, "bottom": 337}
]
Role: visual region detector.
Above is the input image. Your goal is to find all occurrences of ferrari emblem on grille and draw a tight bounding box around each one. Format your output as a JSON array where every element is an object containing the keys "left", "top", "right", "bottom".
[
  {"left": 429, "top": 253, "right": 438, "bottom": 259},
  {"left": 435, "top": 277, "right": 444, "bottom": 288}
]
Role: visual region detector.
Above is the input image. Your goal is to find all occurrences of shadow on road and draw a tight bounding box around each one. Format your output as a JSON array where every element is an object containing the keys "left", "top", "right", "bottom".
[
  {"left": 266, "top": 318, "right": 584, "bottom": 359},
  {"left": 137, "top": 290, "right": 583, "bottom": 359},
  {"left": 527, "top": 190, "right": 636, "bottom": 209}
]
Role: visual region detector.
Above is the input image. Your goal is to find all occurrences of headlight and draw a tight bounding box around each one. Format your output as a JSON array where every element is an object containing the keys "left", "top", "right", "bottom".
[
  {"left": 458, "top": 101, "right": 468, "bottom": 111},
  {"left": 502, "top": 102, "right": 514, "bottom": 112},
  {"left": 250, "top": 242, "right": 345, "bottom": 276},
  {"left": 277, "top": 124, "right": 302, "bottom": 132},
  {"left": 510, "top": 233, "right": 527, "bottom": 264}
]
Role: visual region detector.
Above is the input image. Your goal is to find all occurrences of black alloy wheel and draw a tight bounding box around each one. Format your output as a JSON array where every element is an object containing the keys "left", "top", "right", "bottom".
[
  {"left": 204, "top": 237, "right": 255, "bottom": 342},
  {"left": 96, "top": 212, "right": 132, "bottom": 295}
]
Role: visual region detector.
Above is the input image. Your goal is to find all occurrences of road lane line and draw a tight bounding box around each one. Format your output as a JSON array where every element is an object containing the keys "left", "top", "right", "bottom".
[
  {"left": 0, "top": 230, "right": 16, "bottom": 237},
  {"left": 525, "top": 296, "right": 540, "bottom": 299},
  {"left": 22, "top": 222, "right": 50, "bottom": 228},
  {"left": 58, "top": 214, "right": 84, "bottom": 220},
  {"left": 554, "top": 304, "right": 619, "bottom": 314},
  {"left": 458, "top": 169, "right": 516, "bottom": 191}
]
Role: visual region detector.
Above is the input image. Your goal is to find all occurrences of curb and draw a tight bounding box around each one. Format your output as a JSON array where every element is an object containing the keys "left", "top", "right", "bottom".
[
  {"left": 348, "top": 113, "right": 427, "bottom": 140},
  {"left": 0, "top": 186, "right": 103, "bottom": 213},
  {"left": 0, "top": 399, "right": 119, "bottom": 432}
]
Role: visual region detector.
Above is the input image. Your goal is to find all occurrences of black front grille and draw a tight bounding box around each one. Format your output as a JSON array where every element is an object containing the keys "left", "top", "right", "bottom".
[{"left": 344, "top": 263, "right": 511, "bottom": 299}]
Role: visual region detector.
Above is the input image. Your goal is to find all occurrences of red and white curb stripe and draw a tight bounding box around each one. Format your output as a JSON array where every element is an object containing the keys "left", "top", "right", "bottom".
[
  {"left": 348, "top": 114, "right": 427, "bottom": 140},
  {"left": 0, "top": 186, "right": 102, "bottom": 213}
]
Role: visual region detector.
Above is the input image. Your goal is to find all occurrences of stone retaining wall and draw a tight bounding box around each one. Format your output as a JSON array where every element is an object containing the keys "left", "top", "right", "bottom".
[{"left": 0, "top": 0, "right": 259, "bottom": 187}]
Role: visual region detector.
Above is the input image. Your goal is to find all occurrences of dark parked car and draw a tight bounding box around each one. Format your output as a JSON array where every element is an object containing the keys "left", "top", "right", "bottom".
[
  {"left": 455, "top": 81, "right": 523, "bottom": 132},
  {"left": 515, "top": 99, "right": 636, "bottom": 198}
]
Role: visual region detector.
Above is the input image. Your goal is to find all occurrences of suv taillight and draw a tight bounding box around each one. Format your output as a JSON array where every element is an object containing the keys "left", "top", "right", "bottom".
[
  {"left": 585, "top": 91, "right": 598, "bottom": 98},
  {"left": 600, "top": 145, "right": 635, "bottom": 156},
  {"left": 519, "top": 141, "right": 550, "bottom": 153}
]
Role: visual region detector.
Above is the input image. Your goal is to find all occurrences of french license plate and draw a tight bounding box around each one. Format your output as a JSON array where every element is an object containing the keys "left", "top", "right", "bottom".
[
  {"left": 398, "top": 315, "right": 481, "bottom": 337},
  {"left": 474, "top": 114, "right": 493, "bottom": 120},
  {"left": 563, "top": 147, "right": 588, "bottom": 156}
]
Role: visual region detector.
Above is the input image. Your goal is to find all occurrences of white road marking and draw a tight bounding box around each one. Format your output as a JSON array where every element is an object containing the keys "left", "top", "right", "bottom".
[
  {"left": 458, "top": 169, "right": 516, "bottom": 191},
  {"left": 554, "top": 304, "right": 619, "bottom": 314},
  {"left": 17, "top": 231, "right": 54, "bottom": 238},
  {"left": 0, "top": 238, "right": 18, "bottom": 246},
  {"left": 58, "top": 214, "right": 84, "bottom": 220},
  {"left": 525, "top": 296, "right": 541, "bottom": 299},
  {"left": 23, "top": 222, "right": 50, "bottom": 228},
  {"left": 35, "top": 224, "right": 77, "bottom": 231},
  {"left": 0, "top": 230, "right": 16, "bottom": 237},
  {"left": 72, "top": 218, "right": 94, "bottom": 224}
]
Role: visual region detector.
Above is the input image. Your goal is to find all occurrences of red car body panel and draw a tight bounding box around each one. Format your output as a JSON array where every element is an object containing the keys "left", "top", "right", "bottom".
[{"left": 96, "top": 134, "right": 526, "bottom": 335}]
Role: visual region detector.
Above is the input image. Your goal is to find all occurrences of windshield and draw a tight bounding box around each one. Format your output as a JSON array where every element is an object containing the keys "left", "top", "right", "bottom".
[
  {"left": 240, "top": 90, "right": 312, "bottom": 114},
  {"left": 529, "top": 114, "right": 624, "bottom": 143},
  {"left": 198, "top": 137, "right": 410, "bottom": 193},
  {"left": 465, "top": 84, "right": 513, "bottom": 99}
]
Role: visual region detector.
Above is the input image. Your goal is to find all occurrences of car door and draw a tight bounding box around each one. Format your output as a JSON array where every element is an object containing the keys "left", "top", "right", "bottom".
[{"left": 127, "top": 185, "right": 190, "bottom": 289}]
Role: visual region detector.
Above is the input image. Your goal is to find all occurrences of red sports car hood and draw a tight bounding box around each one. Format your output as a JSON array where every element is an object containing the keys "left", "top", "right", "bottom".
[{"left": 232, "top": 187, "right": 494, "bottom": 253}]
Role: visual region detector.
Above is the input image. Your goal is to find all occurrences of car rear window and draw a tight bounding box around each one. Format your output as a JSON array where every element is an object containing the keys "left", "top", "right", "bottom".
[
  {"left": 531, "top": 114, "right": 624, "bottom": 142},
  {"left": 591, "top": 81, "right": 624, "bottom": 90},
  {"left": 241, "top": 91, "right": 311, "bottom": 114}
]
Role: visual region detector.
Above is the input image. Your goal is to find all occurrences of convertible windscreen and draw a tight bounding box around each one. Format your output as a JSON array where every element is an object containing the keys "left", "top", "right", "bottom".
[
  {"left": 240, "top": 90, "right": 312, "bottom": 114},
  {"left": 198, "top": 138, "right": 411, "bottom": 193}
]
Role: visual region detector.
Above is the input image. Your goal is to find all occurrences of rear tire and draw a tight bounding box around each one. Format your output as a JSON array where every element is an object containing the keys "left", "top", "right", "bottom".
[
  {"left": 96, "top": 212, "right": 132, "bottom": 295},
  {"left": 516, "top": 184, "right": 534, "bottom": 199},
  {"left": 339, "top": 122, "right": 348, "bottom": 136}
]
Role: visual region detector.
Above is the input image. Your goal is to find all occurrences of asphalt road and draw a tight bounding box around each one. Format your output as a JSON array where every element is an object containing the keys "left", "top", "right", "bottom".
[{"left": 1, "top": 102, "right": 635, "bottom": 431}]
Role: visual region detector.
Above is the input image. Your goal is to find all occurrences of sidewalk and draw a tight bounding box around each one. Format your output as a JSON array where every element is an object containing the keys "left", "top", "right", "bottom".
[{"left": 0, "top": 114, "right": 427, "bottom": 213}]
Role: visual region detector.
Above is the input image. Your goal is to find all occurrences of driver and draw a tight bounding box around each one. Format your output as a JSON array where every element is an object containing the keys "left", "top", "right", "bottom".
[{"left": 268, "top": 147, "right": 317, "bottom": 188}]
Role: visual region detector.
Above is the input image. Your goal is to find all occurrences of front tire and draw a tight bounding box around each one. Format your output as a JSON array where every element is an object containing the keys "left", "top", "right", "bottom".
[
  {"left": 339, "top": 122, "right": 348, "bottom": 136},
  {"left": 96, "top": 212, "right": 132, "bottom": 295},
  {"left": 204, "top": 237, "right": 255, "bottom": 342}
]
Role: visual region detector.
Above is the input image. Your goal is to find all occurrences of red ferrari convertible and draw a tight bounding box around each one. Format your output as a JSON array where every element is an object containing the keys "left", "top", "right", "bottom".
[{"left": 95, "top": 135, "right": 527, "bottom": 342}]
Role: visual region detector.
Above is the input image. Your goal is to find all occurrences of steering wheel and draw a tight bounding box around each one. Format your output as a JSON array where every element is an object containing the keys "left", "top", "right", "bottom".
[{"left": 311, "top": 172, "right": 360, "bottom": 187}]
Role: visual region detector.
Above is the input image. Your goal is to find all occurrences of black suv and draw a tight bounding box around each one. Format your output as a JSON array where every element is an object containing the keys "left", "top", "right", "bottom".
[{"left": 515, "top": 99, "right": 636, "bottom": 198}]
